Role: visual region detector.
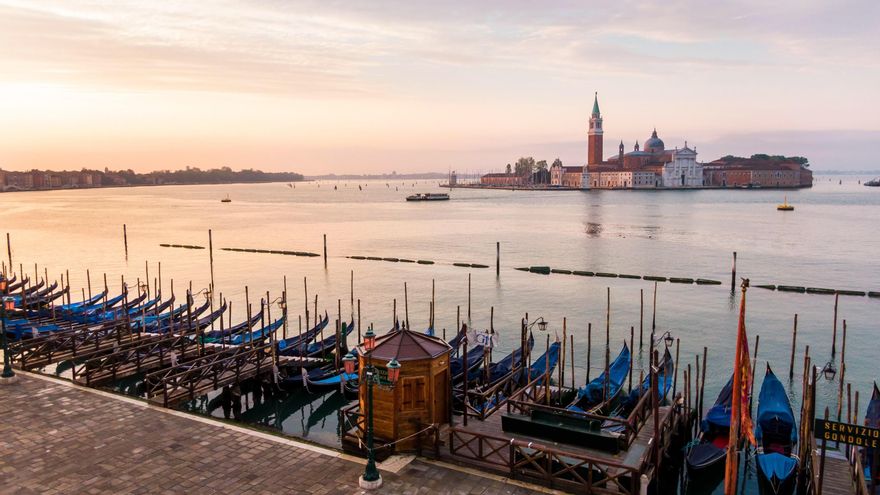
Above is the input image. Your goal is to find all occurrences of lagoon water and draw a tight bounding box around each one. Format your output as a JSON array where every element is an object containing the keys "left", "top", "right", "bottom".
[{"left": 2, "top": 176, "right": 878, "bottom": 492}]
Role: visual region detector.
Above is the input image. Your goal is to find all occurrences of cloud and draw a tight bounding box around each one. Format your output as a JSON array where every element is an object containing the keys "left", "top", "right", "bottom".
[{"left": 2, "top": 0, "right": 878, "bottom": 97}]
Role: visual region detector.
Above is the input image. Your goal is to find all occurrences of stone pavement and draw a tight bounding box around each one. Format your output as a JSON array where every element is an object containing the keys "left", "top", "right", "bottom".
[{"left": 0, "top": 374, "right": 550, "bottom": 495}]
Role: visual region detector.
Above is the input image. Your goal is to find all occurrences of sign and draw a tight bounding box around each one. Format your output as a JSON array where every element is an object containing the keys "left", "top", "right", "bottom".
[
  {"left": 468, "top": 329, "right": 498, "bottom": 349},
  {"left": 368, "top": 367, "right": 392, "bottom": 387},
  {"left": 814, "top": 419, "right": 880, "bottom": 448}
]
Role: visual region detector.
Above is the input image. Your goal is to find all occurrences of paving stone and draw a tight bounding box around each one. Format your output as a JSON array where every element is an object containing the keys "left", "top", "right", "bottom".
[{"left": 0, "top": 376, "right": 546, "bottom": 494}]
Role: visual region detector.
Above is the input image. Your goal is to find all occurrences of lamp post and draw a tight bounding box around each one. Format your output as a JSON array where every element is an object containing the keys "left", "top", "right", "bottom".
[
  {"left": 1, "top": 277, "right": 17, "bottom": 382},
  {"left": 343, "top": 329, "right": 401, "bottom": 490},
  {"left": 652, "top": 330, "right": 675, "bottom": 348},
  {"left": 527, "top": 316, "right": 549, "bottom": 333}
]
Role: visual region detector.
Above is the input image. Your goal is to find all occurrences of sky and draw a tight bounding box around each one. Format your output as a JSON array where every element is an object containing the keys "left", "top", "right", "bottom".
[{"left": 0, "top": 0, "right": 878, "bottom": 174}]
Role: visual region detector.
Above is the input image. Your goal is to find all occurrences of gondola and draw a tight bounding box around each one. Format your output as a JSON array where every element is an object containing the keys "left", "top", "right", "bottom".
[
  {"left": 276, "top": 312, "right": 330, "bottom": 355},
  {"left": 281, "top": 364, "right": 336, "bottom": 390},
  {"left": 227, "top": 318, "right": 286, "bottom": 345},
  {"left": 864, "top": 382, "right": 879, "bottom": 487},
  {"left": 521, "top": 340, "right": 561, "bottom": 382},
  {"left": 755, "top": 365, "right": 799, "bottom": 495},
  {"left": 601, "top": 347, "right": 674, "bottom": 433},
  {"left": 485, "top": 333, "right": 534, "bottom": 386},
  {"left": 304, "top": 370, "right": 358, "bottom": 391},
  {"left": 451, "top": 345, "right": 485, "bottom": 383},
  {"left": 201, "top": 308, "right": 264, "bottom": 342},
  {"left": 686, "top": 376, "right": 734, "bottom": 475},
  {"left": 623, "top": 347, "right": 673, "bottom": 410},
  {"left": 7, "top": 275, "right": 28, "bottom": 293},
  {"left": 53, "top": 290, "right": 108, "bottom": 313},
  {"left": 295, "top": 321, "right": 354, "bottom": 358},
  {"left": 568, "top": 343, "right": 630, "bottom": 414}
]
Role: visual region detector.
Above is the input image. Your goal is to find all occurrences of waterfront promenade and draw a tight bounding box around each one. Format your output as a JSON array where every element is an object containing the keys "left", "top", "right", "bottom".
[{"left": 0, "top": 374, "right": 550, "bottom": 495}]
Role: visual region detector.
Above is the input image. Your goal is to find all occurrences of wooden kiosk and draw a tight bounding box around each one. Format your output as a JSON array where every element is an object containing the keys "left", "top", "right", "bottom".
[{"left": 356, "top": 328, "right": 451, "bottom": 451}]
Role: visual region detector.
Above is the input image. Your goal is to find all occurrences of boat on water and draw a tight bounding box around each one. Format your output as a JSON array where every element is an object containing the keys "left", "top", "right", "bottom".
[
  {"left": 864, "top": 383, "right": 879, "bottom": 486},
  {"left": 568, "top": 343, "right": 631, "bottom": 414},
  {"left": 865, "top": 177, "right": 880, "bottom": 187},
  {"left": 686, "top": 375, "right": 734, "bottom": 476},
  {"left": 755, "top": 366, "right": 799, "bottom": 495},
  {"left": 406, "top": 192, "right": 449, "bottom": 202},
  {"left": 777, "top": 196, "right": 794, "bottom": 211},
  {"left": 221, "top": 194, "right": 232, "bottom": 203}
]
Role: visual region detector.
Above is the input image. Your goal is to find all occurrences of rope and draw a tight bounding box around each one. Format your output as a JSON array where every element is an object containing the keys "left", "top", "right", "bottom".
[{"left": 342, "top": 414, "right": 437, "bottom": 452}]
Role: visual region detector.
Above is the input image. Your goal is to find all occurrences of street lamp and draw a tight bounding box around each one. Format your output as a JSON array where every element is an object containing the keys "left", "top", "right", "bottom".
[
  {"left": 821, "top": 360, "right": 837, "bottom": 381},
  {"left": 344, "top": 330, "right": 402, "bottom": 490},
  {"left": 526, "top": 316, "right": 549, "bottom": 332},
  {"left": 652, "top": 331, "right": 675, "bottom": 348},
  {"left": 1, "top": 276, "right": 16, "bottom": 381}
]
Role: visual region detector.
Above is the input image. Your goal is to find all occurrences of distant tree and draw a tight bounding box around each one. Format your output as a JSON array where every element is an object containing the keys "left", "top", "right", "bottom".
[
  {"left": 750, "top": 154, "right": 771, "bottom": 160},
  {"left": 535, "top": 160, "right": 548, "bottom": 171},
  {"left": 552, "top": 158, "right": 563, "bottom": 168},
  {"left": 788, "top": 156, "right": 810, "bottom": 166},
  {"left": 514, "top": 156, "right": 535, "bottom": 177},
  {"left": 505, "top": 163, "right": 512, "bottom": 174}
]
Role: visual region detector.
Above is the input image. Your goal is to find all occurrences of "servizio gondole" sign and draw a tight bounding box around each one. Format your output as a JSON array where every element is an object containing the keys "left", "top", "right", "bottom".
[{"left": 814, "top": 419, "right": 880, "bottom": 448}]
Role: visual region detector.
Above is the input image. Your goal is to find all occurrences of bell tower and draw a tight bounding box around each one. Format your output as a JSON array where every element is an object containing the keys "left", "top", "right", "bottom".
[{"left": 588, "top": 92, "right": 604, "bottom": 165}]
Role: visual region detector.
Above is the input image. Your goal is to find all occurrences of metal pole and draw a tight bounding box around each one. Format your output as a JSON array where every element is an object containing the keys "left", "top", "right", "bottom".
[{"left": 363, "top": 352, "right": 380, "bottom": 484}]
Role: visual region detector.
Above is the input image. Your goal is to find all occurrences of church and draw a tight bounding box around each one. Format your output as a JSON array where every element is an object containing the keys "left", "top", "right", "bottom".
[{"left": 550, "top": 93, "right": 703, "bottom": 189}]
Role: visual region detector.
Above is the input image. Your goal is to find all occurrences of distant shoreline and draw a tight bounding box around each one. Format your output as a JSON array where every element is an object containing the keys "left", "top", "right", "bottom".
[
  {"left": 442, "top": 183, "right": 813, "bottom": 191},
  {"left": 0, "top": 180, "right": 308, "bottom": 195}
]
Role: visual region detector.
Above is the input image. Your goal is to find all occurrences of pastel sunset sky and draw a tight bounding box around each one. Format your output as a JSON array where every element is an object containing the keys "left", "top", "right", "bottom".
[{"left": 1, "top": 1, "right": 878, "bottom": 173}]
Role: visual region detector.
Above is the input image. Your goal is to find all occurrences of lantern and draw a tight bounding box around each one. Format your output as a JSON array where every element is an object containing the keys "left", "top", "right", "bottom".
[
  {"left": 537, "top": 318, "right": 548, "bottom": 332},
  {"left": 342, "top": 352, "right": 357, "bottom": 375},
  {"left": 2, "top": 296, "right": 14, "bottom": 311},
  {"left": 822, "top": 362, "right": 836, "bottom": 381},
  {"left": 664, "top": 333, "right": 675, "bottom": 347},
  {"left": 0, "top": 279, "right": 6, "bottom": 292},
  {"left": 386, "top": 359, "right": 401, "bottom": 384},
  {"left": 363, "top": 329, "right": 376, "bottom": 352}
]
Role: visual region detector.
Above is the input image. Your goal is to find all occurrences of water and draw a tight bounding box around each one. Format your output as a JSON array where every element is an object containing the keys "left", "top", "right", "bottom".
[{"left": 2, "top": 177, "right": 878, "bottom": 489}]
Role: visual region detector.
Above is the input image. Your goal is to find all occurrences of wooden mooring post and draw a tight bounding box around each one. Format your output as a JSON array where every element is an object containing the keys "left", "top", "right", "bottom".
[
  {"left": 496, "top": 241, "right": 500, "bottom": 277},
  {"left": 831, "top": 292, "right": 839, "bottom": 356},
  {"left": 323, "top": 234, "right": 327, "bottom": 268},
  {"left": 123, "top": 224, "right": 128, "bottom": 258},
  {"left": 789, "top": 314, "right": 798, "bottom": 379},
  {"left": 730, "top": 251, "right": 736, "bottom": 292}
]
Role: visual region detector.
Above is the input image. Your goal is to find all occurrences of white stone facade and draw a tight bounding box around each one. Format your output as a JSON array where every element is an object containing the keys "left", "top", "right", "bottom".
[{"left": 661, "top": 146, "right": 702, "bottom": 187}]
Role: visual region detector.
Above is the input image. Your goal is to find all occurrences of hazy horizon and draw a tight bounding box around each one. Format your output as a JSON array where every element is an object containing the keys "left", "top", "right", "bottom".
[{"left": 1, "top": 1, "right": 878, "bottom": 174}]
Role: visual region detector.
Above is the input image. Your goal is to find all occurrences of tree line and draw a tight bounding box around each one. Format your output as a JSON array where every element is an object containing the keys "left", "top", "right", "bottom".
[{"left": 506, "top": 157, "right": 564, "bottom": 176}]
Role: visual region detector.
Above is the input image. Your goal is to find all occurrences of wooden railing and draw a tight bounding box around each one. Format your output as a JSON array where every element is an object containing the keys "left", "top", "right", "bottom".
[
  {"left": 448, "top": 426, "right": 641, "bottom": 494},
  {"left": 145, "top": 343, "right": 271, "bottom": 407},
  {"left": 72, "top": 331, "right": 202, "bottom": 386},
  {"left": 11, "top": 321, "right": 133, "bottom": 370},
  {"left": 459, "top": 368, "right": 524, "bottom": 420},
  {"left": 504, "top": 373, "right": 665, "bottom": 449}
]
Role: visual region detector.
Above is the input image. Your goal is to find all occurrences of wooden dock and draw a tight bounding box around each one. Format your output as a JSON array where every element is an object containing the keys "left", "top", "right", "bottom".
[
  {"left": 820, "top": 452, "right": 861, "bottom": 495},
  {"left": 145, "top": 345, "right": 323, "bottom": 407}
]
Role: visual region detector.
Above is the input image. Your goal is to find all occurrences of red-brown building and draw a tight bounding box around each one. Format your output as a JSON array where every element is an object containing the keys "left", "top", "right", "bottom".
[
  {"left": 480, "top": 173, "right": 525, "bottom": 187},
  {"left": 703, "top": 159, "right": 812, "bottom": 188}
]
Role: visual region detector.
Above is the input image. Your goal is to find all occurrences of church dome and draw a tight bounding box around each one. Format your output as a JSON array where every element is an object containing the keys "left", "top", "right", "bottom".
[{"left": 644, "top": 128, "right": 665, "bottom": 153}]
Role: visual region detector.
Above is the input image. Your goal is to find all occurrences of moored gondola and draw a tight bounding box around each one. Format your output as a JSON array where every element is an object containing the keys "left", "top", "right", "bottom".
[
  {"left": 686, "top": 376, "right": 734, "bottom": 476},
  {"left": 568, "top": 342, "right": 630, "bottom": 414},
  {"left": 864, "top": 382, "right": 879, "bottom": 487},
  {"left": 755, "top": 365, "right": 799, "bottom": 495}
]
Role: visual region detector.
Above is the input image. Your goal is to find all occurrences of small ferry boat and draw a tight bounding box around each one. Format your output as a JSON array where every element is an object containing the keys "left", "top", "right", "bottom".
[
  {"left": 865, "top": 177, "right": 880, "bottom": 187},
  {"left": 221, "top": 195, "right": 232, "bottom": 203},
  {"left": 777, "top": 196, "right": 793, "bottom": 211},
  {"left": 406, "top": 192, "right": 450, "bottom": 202}
]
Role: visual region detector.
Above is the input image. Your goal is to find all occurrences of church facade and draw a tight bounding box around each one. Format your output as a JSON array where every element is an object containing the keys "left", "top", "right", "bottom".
[{"left": 580, "top": 94, "right": 703, "bottom": 189}]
